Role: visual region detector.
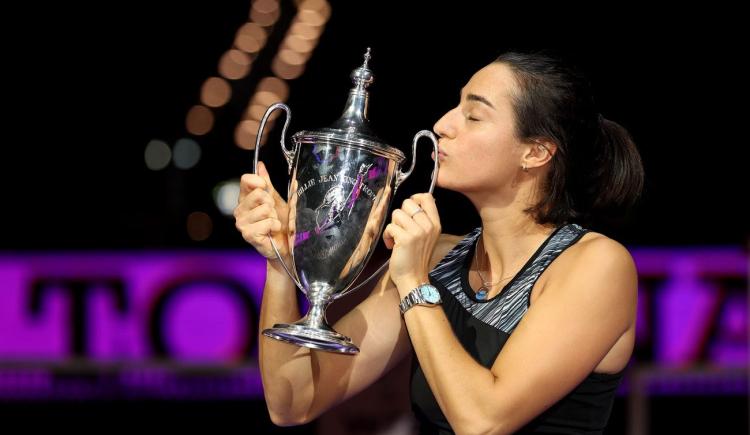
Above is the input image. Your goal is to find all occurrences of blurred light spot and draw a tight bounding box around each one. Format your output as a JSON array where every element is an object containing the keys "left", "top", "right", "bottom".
[
  {"left": 186, "top": 105, "right": 214, "bottom": 136},
  {"left": 235, "top": 23, "right": 267, "bottom": 53},
  {"left": 213, "top": 180, "right": 241, "bottom": 216},
  {"left": 201, "top": 77, "right": 232, "bottom": 108},
  {"left": 282, "top": 34, "right": 315, "bottom": 53},
  {"left": 297, "top": 8, "right": 327, "bottom": 27},
  {"left": 289, "top": 21, "right": 322, "bottom": 40},
  {"left": 144, "top": 139, "right": 171, "bottom": 170},
  {"left": 257, "top": 77, "right": 289, "bottom": 101},
  {"left": 246, "top": 104, "right": 269, "bottom": 121},
  {"left": 253, "top": 0, "right": 279, "bottom": 14},
  {"left": 219, "top": 49, "right": 252, "bottom": 80},
  {"left": 187, "top": 211, "right": 213, "bottom": 241},
  {"left": 279, "top": 48, "right": 308, "bottom": 66},
  {"left": 173, "top": 138, "right": 202, "bottom": 170},
  {"left": 253, "top": 90, "right": 285, "bottom": 107},
  {"left": 235, "top": 120, "right": 263, "bottom": 150},
  {"left": 299, "top": 0, "right": 331, "bottom": 19},
  {"left": 272, "top": 56, "right": 305, "bottom": 80},
  {"left": 250, "top": 0, "right": 281, "bottom": 27}
]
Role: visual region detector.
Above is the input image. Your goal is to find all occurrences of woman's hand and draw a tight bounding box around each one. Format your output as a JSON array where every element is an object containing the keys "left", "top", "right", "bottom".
[
  {"left": 382, "top": 193, "right": 441, "bottom": 295},
  {"left": 234, "top": 161, "right": 291, "bottom": 262}
]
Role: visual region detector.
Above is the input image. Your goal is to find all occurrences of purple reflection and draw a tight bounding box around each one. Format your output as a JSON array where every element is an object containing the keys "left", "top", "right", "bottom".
[{"left": 295, "top": 230, "right": 312, "bottom": 246}]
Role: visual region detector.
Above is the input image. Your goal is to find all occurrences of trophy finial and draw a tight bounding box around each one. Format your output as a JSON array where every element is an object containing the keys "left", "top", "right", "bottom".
[
  {"left": 363, "top": 47, "right": 371, "bottom": 69},
  {"left": 350, "top": 48, "right": 374, "bottom": 90},
  {"left": 331, "top": 48, "right": 377, "bottom": 133}
]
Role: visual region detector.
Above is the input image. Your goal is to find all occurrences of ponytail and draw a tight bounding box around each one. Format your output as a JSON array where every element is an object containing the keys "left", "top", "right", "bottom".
[{"left": 590, "top": 117, "right": 644, "bottom": 214}]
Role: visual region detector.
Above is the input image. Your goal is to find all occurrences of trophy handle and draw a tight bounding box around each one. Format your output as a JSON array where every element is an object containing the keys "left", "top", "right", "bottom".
[
  {"left": 394, "top": 130, "right": 439, "bottom": 193},
  {"left": 253, "top": 102, "right": 296, "bottom": 174},
  {"left": 334, "top": 130, "right": 440, "bottom": 300},
  {"left": 252, "top": 103, "right": 306, "bottom": 294}
]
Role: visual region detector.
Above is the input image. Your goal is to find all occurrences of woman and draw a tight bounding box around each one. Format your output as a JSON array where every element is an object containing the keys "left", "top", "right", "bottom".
[{"left": 234, "top": 51, "right": 644, "bottom": 434}]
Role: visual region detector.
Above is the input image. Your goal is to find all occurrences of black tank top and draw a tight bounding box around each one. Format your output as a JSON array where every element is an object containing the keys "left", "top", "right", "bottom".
[{"left": 411, "top": 224, "right": 625, "bottom": 434}]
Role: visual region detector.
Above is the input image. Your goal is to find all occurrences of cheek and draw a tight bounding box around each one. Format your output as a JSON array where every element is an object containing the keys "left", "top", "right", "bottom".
[{"left": 436, "top": 154, "right": 495, "bottom": 188}]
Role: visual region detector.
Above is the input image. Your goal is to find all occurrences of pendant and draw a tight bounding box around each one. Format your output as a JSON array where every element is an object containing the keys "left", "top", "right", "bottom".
[{"left": 476, "top": 287, "right": 488, "bottom": 301}]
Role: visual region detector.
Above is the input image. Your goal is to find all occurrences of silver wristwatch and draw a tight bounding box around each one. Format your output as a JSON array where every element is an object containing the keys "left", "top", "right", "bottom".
[{"left": 399, "top": 283, "right": 442, "bottom": 315}]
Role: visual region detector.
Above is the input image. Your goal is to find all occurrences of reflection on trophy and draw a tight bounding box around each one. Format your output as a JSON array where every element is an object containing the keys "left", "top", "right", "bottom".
[
  {"left": 252, "top": 48, "right": 439, "bottom": 354},
  {"left": 315, "top": 162, "right": 373, "bottom": 233}
]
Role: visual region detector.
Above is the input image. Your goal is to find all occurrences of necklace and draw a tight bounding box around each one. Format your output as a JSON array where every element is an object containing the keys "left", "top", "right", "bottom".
[{"left": 473, "top": 234, "right": 514, "bottom": 301}]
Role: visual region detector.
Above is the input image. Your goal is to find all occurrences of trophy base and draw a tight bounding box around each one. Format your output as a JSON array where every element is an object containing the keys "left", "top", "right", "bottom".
[{"left": 263, "top": 323, "right": 360, "bottom": 354}]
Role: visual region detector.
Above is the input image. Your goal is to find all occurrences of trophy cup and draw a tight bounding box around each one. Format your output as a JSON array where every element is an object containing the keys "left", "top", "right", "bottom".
[{"left": 252, "top": 48, "right": 438, "bottom": 354}]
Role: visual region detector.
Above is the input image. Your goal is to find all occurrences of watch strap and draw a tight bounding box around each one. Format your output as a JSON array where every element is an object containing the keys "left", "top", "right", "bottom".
[{"left": 399, "top": 283, "right": 436, "bottom": 315}]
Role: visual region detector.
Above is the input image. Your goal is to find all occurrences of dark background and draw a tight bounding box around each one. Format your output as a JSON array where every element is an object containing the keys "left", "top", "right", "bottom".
[
  {"left": 2, "top": 3, "right": 747, "bottom": 434},
  {"left": 5, "top": 1, "right": 748, "bottom": 251}
]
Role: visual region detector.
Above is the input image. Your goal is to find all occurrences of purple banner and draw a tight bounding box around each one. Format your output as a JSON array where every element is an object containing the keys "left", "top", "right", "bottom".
[{"left": 0, "top": 247, "right": 747, "bottom": 399}]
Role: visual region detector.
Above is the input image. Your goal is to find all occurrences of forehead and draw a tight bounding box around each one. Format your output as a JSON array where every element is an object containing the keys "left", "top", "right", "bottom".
[{"left": 463, "top": 62, "right": 518, "bottom": 107}]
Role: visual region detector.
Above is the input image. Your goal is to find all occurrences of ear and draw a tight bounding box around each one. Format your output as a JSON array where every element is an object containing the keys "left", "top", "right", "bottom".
[{"left": 521, "top": 138, "right": 557, "bottom": 170}]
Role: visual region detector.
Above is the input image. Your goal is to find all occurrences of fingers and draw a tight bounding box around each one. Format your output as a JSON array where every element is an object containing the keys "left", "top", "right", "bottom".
[
  {"left": 239, "top": 217, "right": 281, "bottom": 246},
  {"left": 239, "top": 172, "right": 267, "bottom": 200},
  {"left": 391, "top": 208, "right": 424, "bottom": 234},
  {"left": 257, "top": 161, "right": 287, "bottom": 204},
  {"left": 383, "top": 222, "right": 408, "bottom": 250},
  {"left": 238, "top": 201, "right": 279, "bottom": 225},
  {"left": 239, "top": 162, "right": 281, "bottom": 200},
  {"left": 234, "top": 185, "right": 281, "bottom": 241},
  {"left": 400, "top": 195, "right": 440, "bottom": 233},
  {"left": 409, "top": 193, "right": 438, "bottom": 219},
  {"left": 235, "top": 188, "right": 274, "bottom": 214}
]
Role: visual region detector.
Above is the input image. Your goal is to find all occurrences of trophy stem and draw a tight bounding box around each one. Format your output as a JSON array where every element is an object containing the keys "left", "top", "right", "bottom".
[{"left": 262, "top": 283, "right": 360, "bottom": 354}]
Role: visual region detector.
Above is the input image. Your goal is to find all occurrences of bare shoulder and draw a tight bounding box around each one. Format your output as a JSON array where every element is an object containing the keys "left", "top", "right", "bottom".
[
  {"left": 569, "top": 231, "right": 636, "bottom": 272},
  {"left": 429, "top": 232, "right": 466, "bottom": 269},
  {"left": 545, "top": 231, "right": 638, "bottom": 298}
]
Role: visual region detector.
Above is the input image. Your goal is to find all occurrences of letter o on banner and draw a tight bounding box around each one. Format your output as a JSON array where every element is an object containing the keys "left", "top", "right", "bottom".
[{"left": 148, "top": 278, "right": 258, "bottom": 361}]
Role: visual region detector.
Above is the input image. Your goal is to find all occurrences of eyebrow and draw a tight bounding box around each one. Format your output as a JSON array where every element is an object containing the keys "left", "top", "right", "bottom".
[{"left": 466, "top": 93, "right": 496, "bottom": 110}]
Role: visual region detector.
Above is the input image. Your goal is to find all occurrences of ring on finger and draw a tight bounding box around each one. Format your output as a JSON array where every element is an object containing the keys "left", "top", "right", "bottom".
[{"left": 410, "top": 207, "right": 425, "bottom": 218}]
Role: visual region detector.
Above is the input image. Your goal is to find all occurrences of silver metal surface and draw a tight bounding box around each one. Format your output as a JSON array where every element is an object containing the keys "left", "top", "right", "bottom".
[{"left": 252, "top": 49, "right": 439, "bottom": 354}]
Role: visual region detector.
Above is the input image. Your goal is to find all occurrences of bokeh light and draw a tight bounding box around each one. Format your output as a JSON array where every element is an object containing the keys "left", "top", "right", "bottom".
[
  {"left": 185, "top": 105, "right": 214, "bottom": 136},
  {"left": 235, "top": 120, "right": 261, "bottom": 150},
  {"left": 173, "top": 138, "right": 202, "bottom": 170},
  {"left": 235, "top": 22, "right": 267, "bottom": 53},
  {"left": 219, "top": 49, "right": 252, "bottom": 80},
  {"left": 213, "top": 180, "right": 241, "bottom": 216},
  {"left": 144, "top": 139, "right": 171, "bottom": 171},
  {"left": 186, "top": 211, "right": 213, "bottom": 241},
  {"left": 200, "top": 77, "right": 232, "bottom": 108},
  {"left": 250, "top": 0, "right": 281, "bottom": 27}
]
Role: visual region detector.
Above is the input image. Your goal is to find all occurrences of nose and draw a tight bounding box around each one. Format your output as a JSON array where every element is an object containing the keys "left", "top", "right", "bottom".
[{"left": 433, "top": 107, "right": 457, "bottom": 139}]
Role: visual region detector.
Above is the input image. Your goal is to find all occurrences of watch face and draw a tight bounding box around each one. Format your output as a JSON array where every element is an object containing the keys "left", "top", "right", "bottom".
[{"left": 420, "top": 285, "right": 441, "bottom": 303}]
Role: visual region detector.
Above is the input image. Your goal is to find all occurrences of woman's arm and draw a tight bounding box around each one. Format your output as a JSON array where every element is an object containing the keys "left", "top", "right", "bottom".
[
  {"left": 260, "top": 233, "right": 461, "bottom": 426},
  {"left": 259, "top": 259, "right": 410, "bottom": 425},
  {"left": 399, "top": 236, "right": 637, "bottom": 435}
]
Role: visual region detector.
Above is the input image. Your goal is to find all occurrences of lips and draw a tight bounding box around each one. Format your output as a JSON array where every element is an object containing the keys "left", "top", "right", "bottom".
[{"left": 431, "top": 142, "right": 447, "bottom": 160}]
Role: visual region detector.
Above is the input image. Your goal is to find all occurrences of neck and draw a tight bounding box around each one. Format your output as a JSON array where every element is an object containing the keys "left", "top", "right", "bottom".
[{"left": 466, "top": 187, "right": 555, "bottom": 285}]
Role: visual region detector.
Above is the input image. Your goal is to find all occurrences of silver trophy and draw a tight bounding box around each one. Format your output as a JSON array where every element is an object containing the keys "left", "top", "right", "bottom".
[{"left": 253, "top": 48, "right": 438, "bottom": 354}]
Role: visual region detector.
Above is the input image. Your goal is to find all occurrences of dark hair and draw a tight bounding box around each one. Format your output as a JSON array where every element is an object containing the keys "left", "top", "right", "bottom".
[{"left": 495, "top": 51, "right": 644, "bottom": 227}]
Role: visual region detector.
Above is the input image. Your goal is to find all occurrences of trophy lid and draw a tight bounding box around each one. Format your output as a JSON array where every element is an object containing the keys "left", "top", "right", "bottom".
[{"left": 293, "top": 48, "right": 406, "bottom": 163}]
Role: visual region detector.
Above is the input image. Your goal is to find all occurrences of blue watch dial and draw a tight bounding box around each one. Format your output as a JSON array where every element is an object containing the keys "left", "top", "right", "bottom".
[{"left": 421, "top": 285, "right": 441, "bottom": 303}]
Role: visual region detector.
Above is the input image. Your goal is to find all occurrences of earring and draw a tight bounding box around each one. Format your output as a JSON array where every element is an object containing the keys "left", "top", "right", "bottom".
[{"left": 522, "top": 163, "right": 528, "bottom": 172}]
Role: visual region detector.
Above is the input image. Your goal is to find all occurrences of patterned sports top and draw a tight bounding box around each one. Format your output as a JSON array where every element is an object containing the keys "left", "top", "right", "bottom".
[{"left": 410, "top": 224, "right": 625, "bottom": 434}]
